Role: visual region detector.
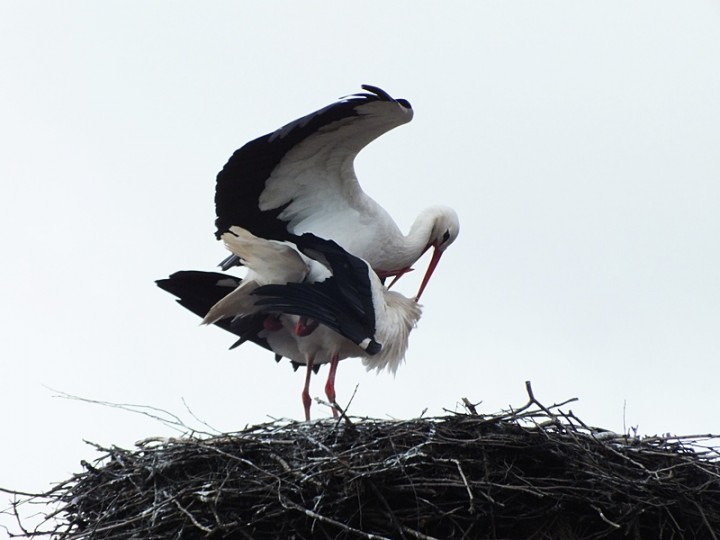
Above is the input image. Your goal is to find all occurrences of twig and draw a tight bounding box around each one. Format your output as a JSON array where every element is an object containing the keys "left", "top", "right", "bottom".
[
  {"left": 590, "top": 504, "right": 621, "bottom": 529},
  {"left": 453, "top": 459, "right": 475, "bottom": 514},
  {"left": 280, "top": 497, "right": 392, "bottom": 540},
  {"left": 461, "top": 398, "right": 479, "bottom": 415},
  {"left": 368, "top": 481, "right": 408, "bottom": 540},
  {"left": 524, "top": 381, "right": 556, "bottom": 418},
  {"left": 400, "top": 525, "right": 442, "bottom": 540},
  {"left": 332, "top": 397, "right": 356, "bottom": 430},
  {"left": 46, "top": 387, "right": 216, "bottom": 437},
  {"left": 0, "top": 487, "right": 46, "bottom": 497},
  {"left": 181, "top": 397, "right": 221, "bottom": 435},
  {"left": 695, "top": 501, "right": 719, "bottom": 540},
  {"left": 171, "top": 498, "right": 213, "bottom": 534}
]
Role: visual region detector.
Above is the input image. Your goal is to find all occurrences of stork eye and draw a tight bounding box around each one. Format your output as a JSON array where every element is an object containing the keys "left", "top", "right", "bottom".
[{"left": 442, "top": 230, "right": 451, "bottom": 244}]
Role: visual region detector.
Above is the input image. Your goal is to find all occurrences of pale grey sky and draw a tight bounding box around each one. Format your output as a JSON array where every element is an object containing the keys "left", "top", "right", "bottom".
[{"left": 2, "top": 1, "right": 720, "bottom": 530}]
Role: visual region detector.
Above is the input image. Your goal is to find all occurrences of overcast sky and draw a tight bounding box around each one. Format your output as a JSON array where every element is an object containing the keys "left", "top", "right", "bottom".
[{"left": 2, "top": 1, "right": 720, "bottom": 531}]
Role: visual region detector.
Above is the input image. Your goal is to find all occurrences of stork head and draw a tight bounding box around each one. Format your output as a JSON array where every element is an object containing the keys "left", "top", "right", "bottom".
[{"left": 415, "top": 206, "right": 460, "bottom": 301}]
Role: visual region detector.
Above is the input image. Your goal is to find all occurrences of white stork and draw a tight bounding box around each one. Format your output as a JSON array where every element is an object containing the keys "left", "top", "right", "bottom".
[
  {"left": 157, "top": 226, "right": 421, "bottom": 420},
  {"left": 214, "top": 84, "right": 459, "bottom": 300}
]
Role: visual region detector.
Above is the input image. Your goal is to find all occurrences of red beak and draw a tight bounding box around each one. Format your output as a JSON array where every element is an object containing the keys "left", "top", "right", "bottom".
[{"left": 415, "top": 245, "right": 443, "bottom": 301}]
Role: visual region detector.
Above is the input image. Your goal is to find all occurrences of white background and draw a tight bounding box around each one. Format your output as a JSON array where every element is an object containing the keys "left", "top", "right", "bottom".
[{"left": 2, "top": 2, "right": 719, "bottom": 533}]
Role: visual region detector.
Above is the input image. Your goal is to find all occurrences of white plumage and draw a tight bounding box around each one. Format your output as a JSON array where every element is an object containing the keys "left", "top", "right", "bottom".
[{"left": 214, "top": 85, "right": 459, "bottom": 300}]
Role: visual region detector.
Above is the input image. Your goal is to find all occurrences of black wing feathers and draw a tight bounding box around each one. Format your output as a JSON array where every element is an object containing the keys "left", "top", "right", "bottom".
[
  {"left": 295, "top": 233, "right": 377, "bottom": 329},
  {"left": 253, "top": 234, "right": 381, "bottom": 354},
  {"left": 156, "top": 271, "right": 238, "bottom": 316},
  {"left": 156, "top": 271, "right": 271, "bottom": 353}
]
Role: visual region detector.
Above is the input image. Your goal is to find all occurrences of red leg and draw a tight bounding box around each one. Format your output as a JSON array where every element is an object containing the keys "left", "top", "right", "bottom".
[
  {"left": 301, "top": 356, "right": 314, "bottom": 421},
  {"left": 324, "top": 353, "right": 339, "bottom": 418}
]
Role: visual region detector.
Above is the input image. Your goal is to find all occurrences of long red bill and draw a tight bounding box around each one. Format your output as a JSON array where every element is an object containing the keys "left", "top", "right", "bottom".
[{"left": 415, "top": 246, "right": 443, "bottom": 301}]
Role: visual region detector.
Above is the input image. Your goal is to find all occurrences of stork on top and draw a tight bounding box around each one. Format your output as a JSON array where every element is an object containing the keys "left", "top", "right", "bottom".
[
  {"left": 157, "top": 226, "right": 422, "bottom": 420},
  {"left": 214, "top": 84, "right": 459, "bottom": 300}
]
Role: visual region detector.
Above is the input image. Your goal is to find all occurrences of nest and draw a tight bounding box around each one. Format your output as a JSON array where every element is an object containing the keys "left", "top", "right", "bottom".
[{"left": 7, "top": 384, "right": 720, "bottom": 540}]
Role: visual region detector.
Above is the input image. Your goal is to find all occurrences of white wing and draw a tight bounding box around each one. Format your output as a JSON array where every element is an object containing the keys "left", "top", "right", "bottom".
[{"left": 214, "top": 86, "right": 413, "bottom": 262}]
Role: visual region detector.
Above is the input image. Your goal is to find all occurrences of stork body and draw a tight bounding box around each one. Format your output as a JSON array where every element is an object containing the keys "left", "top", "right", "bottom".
[
  {"left": 215, "top": 85, "right": 459, "bottom": 299},
  {"left": 157, "top": 226, "right": 421, "bottom": 419}
]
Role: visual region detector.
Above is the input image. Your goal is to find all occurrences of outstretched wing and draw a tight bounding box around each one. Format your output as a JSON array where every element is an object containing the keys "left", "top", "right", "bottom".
[
  {"left": 156, "top": 270, "right": 270, "bottom": 352},
  {"left": 252, "top": 234, "right": 382, "bottom": 355},
  {"left": 214, "top": 85, "right": 413, "bottom": 244}
]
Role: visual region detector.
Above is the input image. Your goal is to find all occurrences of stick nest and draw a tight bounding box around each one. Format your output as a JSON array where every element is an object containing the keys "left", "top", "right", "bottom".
[{"left": 9, "top": 386, "right": 720, "bottom": 539}]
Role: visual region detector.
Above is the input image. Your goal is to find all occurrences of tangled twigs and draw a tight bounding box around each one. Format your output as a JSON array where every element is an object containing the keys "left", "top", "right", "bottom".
[{"left": 5, "top": 389, "right": 720, "bottom": 539}]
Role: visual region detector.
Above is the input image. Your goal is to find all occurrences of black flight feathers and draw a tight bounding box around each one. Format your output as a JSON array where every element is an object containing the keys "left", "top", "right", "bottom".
[
  {"left": 359, "top": 84, "right": 411, "bottom": 109},
  {"left": 155, "top": 272, "right": 318, "bottom": 372},
  {"left": 155, "top": 271, "right": 273, "bottom": 355},
  {"left": 252, "top": 233, "right": 382, "bottom": 355},
  {"left": 214, "top": 85, "right": 410, "bottom": 240}
]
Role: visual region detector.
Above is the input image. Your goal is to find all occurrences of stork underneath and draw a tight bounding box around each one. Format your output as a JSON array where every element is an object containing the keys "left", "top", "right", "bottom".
[
  {"left": 159, "top": 226, "right": 422, "bottom": 420},
  {"left": 214, "top": 84, "right": 459, "bottom": 300}
]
